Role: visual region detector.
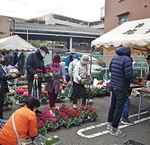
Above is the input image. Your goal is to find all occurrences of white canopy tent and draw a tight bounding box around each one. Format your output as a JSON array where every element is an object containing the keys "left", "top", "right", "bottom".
[
  {"left": 91, "top": 18, "right": 150, "bottom": 56},
  {"left": 0, "top": 35, "right": 36, "bottom": 51}
]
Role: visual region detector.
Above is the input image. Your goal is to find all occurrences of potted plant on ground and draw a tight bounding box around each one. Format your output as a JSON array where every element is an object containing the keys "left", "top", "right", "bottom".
[{"left": 80, "top": 105, "right": 98, "bottom": 122}]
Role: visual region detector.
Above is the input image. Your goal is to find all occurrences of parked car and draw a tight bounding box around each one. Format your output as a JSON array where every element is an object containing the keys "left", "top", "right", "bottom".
[
  {"left": 132, "top": 59, "right": 148, "bottom": 77},
  {"left": 60, "top": 53, "right": 107, "bottom": 80}
]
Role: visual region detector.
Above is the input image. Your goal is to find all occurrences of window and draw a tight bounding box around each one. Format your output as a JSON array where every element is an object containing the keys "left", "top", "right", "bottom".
[
  {"left": 118, "top": 15, "right": 128, "bottom": 25},
  {"left": 118, "top": 0, "right": 123, "bottom": 2}
]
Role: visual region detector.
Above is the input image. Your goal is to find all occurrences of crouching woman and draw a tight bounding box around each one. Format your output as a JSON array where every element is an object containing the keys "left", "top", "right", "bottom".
[{"left": 0, "top": 97, "right": 40, "bottom": 145}]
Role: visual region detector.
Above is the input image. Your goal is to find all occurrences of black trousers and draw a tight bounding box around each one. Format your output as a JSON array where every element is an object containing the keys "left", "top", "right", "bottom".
[
  {"left": 0, "top": 93, "right": 5, "bottom": 119},
  {"left": 72, "top": 82, "right": 87, "bottom": 105},
  {"left": 18, "top": 65, "right": 24, "bottom": 76}
]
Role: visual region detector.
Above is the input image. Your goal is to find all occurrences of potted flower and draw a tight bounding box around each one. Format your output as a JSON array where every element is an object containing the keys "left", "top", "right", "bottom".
[
  {"left": 37, "top": 121, "right": 47, "bottom": 135},
  {"left": 80, "top": 105, "right": 98, "bottom": 122},
  {"left": 36, "top": 68, "right": 54, "bottom": 83},
  {"left": 43, "top": 108, "right": 60, "bottom": 131},
  {"left": 45, "top": 135, "right": 60, "bottom": 145},
  {"left": 4, "top": 95, "right": 13, "bottom": 107},
  {"left": 37, "top": 108, "right": 60, "bottom": 132},
  {"left": 56, "top": 85, "right": 66, "bottom": 102},
  {"left": 18, "top": 75, "right": 27, "bottom": 84},
  {"left": 14, "top": 89, "right": 28, "bottom": 104},
  {"left": 41, "top": 90, "right": 48, "bottom": 103},
  {"left": 53, "top": 104, "right": 82, "bottom": 128}
]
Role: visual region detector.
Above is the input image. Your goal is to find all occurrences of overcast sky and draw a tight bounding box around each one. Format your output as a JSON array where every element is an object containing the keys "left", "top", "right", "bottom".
[{"left": 0, "top": 0, "right": 105, "bottom": 21}]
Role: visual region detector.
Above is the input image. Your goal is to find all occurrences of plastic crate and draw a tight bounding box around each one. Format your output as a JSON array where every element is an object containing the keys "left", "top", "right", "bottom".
[
  {"left": 123, "top": 140, "right": 145, "bottom": 145},
  {"left": 33, "top": 134, "right": 60, "bottom": 145}
]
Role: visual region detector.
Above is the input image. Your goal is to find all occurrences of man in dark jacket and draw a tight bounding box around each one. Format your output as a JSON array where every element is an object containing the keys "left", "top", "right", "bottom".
[
  {"left": 107, "top": 41, "right": 138, "bottom": 137},
  {"left": 4, "top": 51, "right": 13, "bottom": 66},
  {"left": 17, "top": 51, "right": 25, "bottom": 76},
  {"left": 0, "top": 55, "right": 16, "bottom": 120},
  {"left": 26, "top": 46, "right": 49, "bottom": 96}
]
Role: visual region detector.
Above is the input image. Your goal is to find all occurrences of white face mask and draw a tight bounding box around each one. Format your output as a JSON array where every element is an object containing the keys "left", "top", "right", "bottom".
[{"left": 41, "top": 53, "right": 46, "bottom": 58}]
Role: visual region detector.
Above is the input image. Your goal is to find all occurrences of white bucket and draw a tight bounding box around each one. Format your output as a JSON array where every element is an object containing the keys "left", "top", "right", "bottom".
[{"left": 146, "top": 81, "right": 150, "bottom": 88}]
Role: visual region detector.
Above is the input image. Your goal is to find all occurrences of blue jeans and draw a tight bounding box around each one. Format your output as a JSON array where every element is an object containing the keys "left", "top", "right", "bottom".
[
  {"left": 107, "top": 87, "right": 127, "bottom": 128},
  {"left": 122, "top": 96, "right": 130, "bottom": 119}
]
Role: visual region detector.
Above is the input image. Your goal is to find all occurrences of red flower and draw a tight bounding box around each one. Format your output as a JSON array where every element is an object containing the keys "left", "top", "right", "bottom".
[
  {"left": 59, "top": 85, "right": 63, "bottom": 92},
  {"left": 42, "top": 90, "right": 48, "bottom": 95},
  {"left": 97, "top": 82, "right": 103, "bottom": 85},
  {"left": 45, "top": 69, "right": 53, "bottom": 73},
  {"left": 45, "top": 69, "right": 50, "bottom": 73},
  {"left": 37, "top": 121, "right": 45, "bottom": 127},
  {"left": 36, "top": 69, "right": 43, "bottom": 73}
]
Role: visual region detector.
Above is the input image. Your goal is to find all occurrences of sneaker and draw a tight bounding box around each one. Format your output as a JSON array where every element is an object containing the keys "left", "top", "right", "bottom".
[
  {"left": 73, "top": 104, "right": 78, "bottom": 109},
  {"left": 107, "top": 122, "right": 112, "bottom": 130},
  {"left": 110, "top": 128, "right": 126, "bottom": 138},
  {"left": 121, "top": 118, "right": 135, "bottom": 126}
]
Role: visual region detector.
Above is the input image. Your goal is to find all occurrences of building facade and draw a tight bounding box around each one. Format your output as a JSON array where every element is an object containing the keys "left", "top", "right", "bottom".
[
  {"left": 102, "top": 0, "right": 150, "bottom": 56},
  {"left": 29, "top": 13, "right": 104, "bottom": 35},
  {"left": 0, "top": 15, "right": 26, "bottom": 39},
  {"left": 104, "top": 0, "right": 150, "bottom": 33},
  {"left": 0, "top": 14, "right": 102, "bottom": 51}
]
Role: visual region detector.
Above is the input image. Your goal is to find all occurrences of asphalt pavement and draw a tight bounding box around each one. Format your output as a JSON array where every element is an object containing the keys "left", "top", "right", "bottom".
[{"left": 3, "top": 92, "right": 150, "bottom": 145}]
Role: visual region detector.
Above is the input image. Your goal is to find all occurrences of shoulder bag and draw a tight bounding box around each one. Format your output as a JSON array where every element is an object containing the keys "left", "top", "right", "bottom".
[{"left": 12, "top": 113, "right": 33, "bottom": 145}]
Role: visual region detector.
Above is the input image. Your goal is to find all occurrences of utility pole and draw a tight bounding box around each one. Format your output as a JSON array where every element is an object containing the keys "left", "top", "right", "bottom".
[{"left": 8, "top": 17, "right": 15, "bottom": 36}]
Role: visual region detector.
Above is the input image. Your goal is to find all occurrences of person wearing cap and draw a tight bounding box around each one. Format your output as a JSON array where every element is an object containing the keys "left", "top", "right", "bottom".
[
  {"left": 0, "top": 55, "right": 17, "bottom": 121},
  {"left": 65, "top": 48, "right": 79, "bottom": 82},
  {"left": 72, "top": 55, "right": 92, "bottom": 109},
  {"left": 107, "top": 41, "right": 138, "bottom": 137},
  {"left": 26, "top": 46, "right": 49, "bottom": 96},
  {"left": 45, "top": 54, "right": 66, "bottom": 109}
]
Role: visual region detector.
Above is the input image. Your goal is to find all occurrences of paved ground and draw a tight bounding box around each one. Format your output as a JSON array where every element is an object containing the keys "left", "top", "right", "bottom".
[{"left": 3, "top": 93, "right": 150, "bottom": 145}]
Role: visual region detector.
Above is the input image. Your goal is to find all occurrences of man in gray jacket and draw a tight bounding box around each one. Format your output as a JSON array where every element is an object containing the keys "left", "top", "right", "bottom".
[{"left": 72, "top": 55, "right": 92, "bottom": 109}]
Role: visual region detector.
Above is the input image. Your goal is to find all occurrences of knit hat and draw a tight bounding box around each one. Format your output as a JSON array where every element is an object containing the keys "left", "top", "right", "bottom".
[
  {"left": 40, "top": 46, "right": 49, "bottom": 54},
  {"left": 70, "top": 48, "right": 76, "bottom": 54},
  {"left": 53, "top": 54, "right": 61, "bottom": 63},
  {"left": 146, "top": 55, "right": 150, "bottom": 60},
  {"left": 81, "top": 55, "right": 89, "bottom": 65}
]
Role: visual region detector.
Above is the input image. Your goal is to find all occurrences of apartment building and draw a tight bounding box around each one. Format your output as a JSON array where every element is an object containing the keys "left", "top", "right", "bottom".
[
  {"left": 104, "top": 0, "right": 150, "bottom": 33},
  {"left": 102, "top": 0, "right": 150, "bottom": 56}
]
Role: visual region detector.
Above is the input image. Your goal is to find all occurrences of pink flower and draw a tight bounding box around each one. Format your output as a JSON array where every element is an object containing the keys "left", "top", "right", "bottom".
[
  {"left": 22, "top": 91, "right": 29, "bottom": 97},
  {"left": 42, "top": 90, "right": 48, "bottom": 95},
  {"left": 59, "top": 85, "right": 63, "bottom": 92},
  {"left": 67, "top": 81, "right": 72, "bottom": 87}
]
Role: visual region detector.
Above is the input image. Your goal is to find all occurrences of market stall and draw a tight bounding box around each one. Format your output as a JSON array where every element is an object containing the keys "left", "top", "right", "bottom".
[
  {"left": 91, "top": 18, "right": 150, "bottom": 56},
  {"left": 0, "top": 35, "right": 35, "bottom": 51}
]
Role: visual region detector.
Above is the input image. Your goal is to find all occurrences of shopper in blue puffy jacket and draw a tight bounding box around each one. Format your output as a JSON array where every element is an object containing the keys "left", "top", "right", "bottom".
[{"left": 107, "top": 41, "right": 138, "bottom": 137}]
